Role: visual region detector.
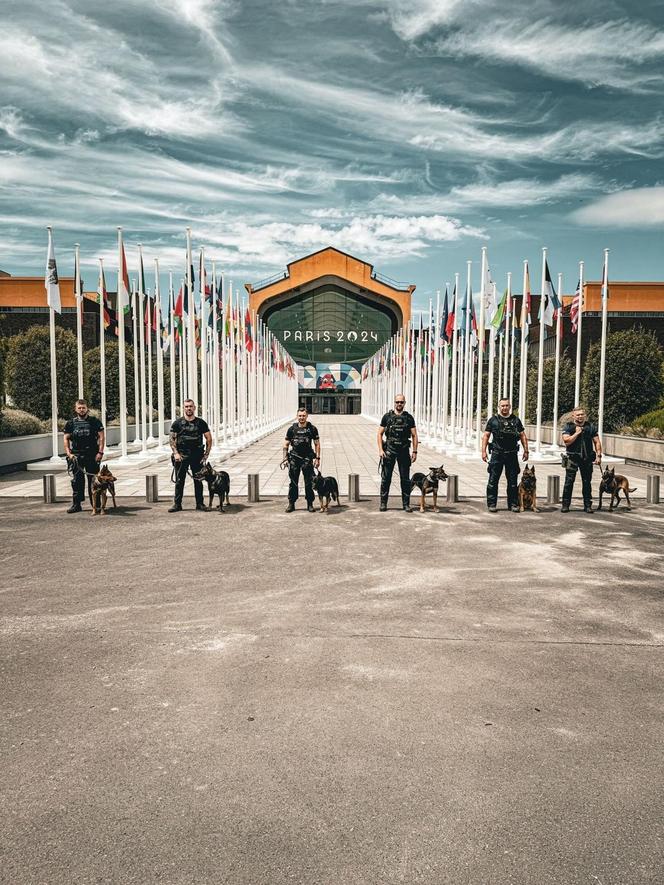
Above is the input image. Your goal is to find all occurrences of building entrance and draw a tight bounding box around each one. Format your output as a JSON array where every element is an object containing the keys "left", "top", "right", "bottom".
[{"left": 299, "top": 391, "right": 361, "bottom": 415}]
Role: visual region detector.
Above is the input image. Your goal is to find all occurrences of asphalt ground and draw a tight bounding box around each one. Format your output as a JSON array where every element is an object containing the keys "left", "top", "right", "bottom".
[{"left": 1, "top": 497, "right": 663, "bottom": 885}]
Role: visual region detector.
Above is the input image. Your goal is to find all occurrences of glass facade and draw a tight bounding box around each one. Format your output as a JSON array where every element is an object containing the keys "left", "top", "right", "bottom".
[{"left": 263, "top": 284, "right": 396, "bottom": 366}]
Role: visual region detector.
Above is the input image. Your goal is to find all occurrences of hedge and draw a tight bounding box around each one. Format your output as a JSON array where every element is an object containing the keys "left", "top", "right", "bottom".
[
  {"left": 582, "top": 328, "right": 664, "bottom": 432},
  {"left": 5, "top": 326, "right": 79, "bottom": 420},
  {"left": 0, "top": 407, "right": 43, "bottom": 438}
]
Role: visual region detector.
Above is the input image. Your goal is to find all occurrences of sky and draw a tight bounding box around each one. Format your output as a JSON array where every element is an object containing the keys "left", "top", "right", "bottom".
[{"left": 1, "top": 0, "right": 663, "bottom": 308}]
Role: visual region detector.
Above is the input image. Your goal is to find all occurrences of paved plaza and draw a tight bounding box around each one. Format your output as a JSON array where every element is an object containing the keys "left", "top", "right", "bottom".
[
  {"left": 0, "top": 493, "right": 662, "bottom": 884},
  {"left": 0, "top": 414, "right": 657, "bottom": 502}
]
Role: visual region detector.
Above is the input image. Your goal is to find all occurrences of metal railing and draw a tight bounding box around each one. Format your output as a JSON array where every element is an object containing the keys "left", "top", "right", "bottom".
[
  {"left": 370, "top": 270, "right": 411, "bottom": 291},
  {"left": 250, "top": 271, "right": 288, "bottom": 292}
]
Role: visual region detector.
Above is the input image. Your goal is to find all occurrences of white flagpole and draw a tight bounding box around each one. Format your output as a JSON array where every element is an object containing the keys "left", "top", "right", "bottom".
[
  {"left": 98, "top": 259, "right": 107, "bottom": 433},
  {"left": 574, "top": 260, "right": 585, "bottom": 406},
  {"left": 45, "top": 227, "right": 61, "bottom": 462},
  {"left": 432, "top": 289, "right": 441, "bottom": 441},
  {"left": 131, "top": 281, "right": 140, "bottom": 444},
  {"left": 463, "top": 260, "right": 472, "bottom": 447},
  {"left": 503, "top": 273, "right": 512, "bottom": 399},
  {"left": 535, "top": 247, "right": 548, "bottom": 454},
  {"left": 508, "top": 273, "right": 516, "bottom": 405},
  {"left": 74, "top": 243, "right": 84, "bottom": 399},
  {"left": 137, "top": 247, "right": 147, "bottom": 454},
  {"left": 186, "top": 228, "right": 196, "bottom": 402},
  {"left": 221, "top": 277, "right": 228, "bottom": 445},
  {"left": 475, "top": 247, "right": 487, "bottom": 451},
  {"left": 597, "top": 249, "right": 610, "bottom": 439},
  {"left": 497, "top": 326, "right": 503, "bottom": 406},
  {"left": 449, "top": 274, "right": 460, "bottom": 445},
  {"left": 551, "top": 271, "right": 563, "bottom": 446},
  {"left": 116, "top": 228, "right": 129, "bottom": 459},
  {"left": 441, "top": 285, "right": 450, "bottom": 443},
  {"left": 146, "top": 277, "right": 155, "bottom": 444},
  {"left": 518, "top": 260, "right": 529, "bottom": 423},
  {"left": 169, "top": 272, "right": 176, "bottom": 425},
  {"left": 154, "top": 259, "right": 165, "bottom": 447},
  {"left": 211, "top": 261, "right": 220, "bottom": 448},
  {"left": 200, "top": 248, "right": 208, "bottom": 424}
]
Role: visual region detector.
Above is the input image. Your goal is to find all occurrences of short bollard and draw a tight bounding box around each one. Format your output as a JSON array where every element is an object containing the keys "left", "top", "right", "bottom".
[
  {"left": 43, "top": 474, "right": 57, "bottom": 504},
  {"left": 646, "top": 474, "right": 660, "bottom": 504},
  {"left": 446, "top": 474, "right": 459, "bottom": 503},
  {"left": 146, "top": 474, "right": 159, "bottom": 503},
  {"left": 547, "top": 474, "right": 560, "bottom": 504},
  {"left": 348, "top": 473, "right": 360, "bottom": 502},
  {"left": 248, "top": 473, "right": 260, "bottom": 503}
]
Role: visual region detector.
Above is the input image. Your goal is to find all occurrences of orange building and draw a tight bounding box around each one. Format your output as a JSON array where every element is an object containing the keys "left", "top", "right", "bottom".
[{"left": 246, "top": 247, "right": 414, "bottom": 414}]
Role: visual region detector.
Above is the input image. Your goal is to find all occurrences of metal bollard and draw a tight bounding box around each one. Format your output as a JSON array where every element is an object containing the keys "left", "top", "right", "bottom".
[
  {"left": 42, "top": 474, "right": 57, "bottom": 504},
  {"left": 446, "top": 474, "right": 459, "bottom": 503},
  {"left": 646, "top": 474, "right": 660, "bottom": 504},
  {"left": 248, "top": 473, "right": 260, "bottom": 503},
  {"left": 547, "top": 474, "right": 560, "bottom": 504},
  {"left": 146, "top": 474, "right": 159, "bottom": 503},
  {"left": 348, "top": 473, "right": 360, "bottom": 502}
]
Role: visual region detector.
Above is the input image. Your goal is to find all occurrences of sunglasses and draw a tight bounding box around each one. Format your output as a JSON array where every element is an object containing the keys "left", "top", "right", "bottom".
[{"left": 395, "top": 400, "right": 405, "bottom": 405}]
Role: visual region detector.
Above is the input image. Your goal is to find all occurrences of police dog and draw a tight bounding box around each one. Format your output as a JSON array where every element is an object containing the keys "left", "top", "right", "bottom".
[
  {"left": 598, "top": 466, "right": 636, "bottom": 512},
  {"left": 410, "top": 465, "right": 448, "bottom": 513},
  {"left": 91, "top": 464, "right": 117, "bottom": 516},
  {"left": 312, "top": 470, "right": 340, "bottom": 512},
  {"left": 518, "top": 464, "right": 538, "bottom": 512},
  {"left": 194, "top": 462, "right": 231, "bottom": 511}
]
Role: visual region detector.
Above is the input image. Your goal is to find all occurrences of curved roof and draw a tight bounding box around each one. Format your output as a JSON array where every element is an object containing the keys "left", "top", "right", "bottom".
[{"left": 245, "top": 246, "right": 413, "bottom": 327}]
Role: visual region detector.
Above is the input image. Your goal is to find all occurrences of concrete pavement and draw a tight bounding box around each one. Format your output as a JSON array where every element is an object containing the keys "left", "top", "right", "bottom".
[{"left": 0, "top": 498, "right": 662, "bottom": 884}]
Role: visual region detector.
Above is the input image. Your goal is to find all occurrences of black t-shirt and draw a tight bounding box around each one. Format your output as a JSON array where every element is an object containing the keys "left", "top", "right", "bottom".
[
  {"left": 64, "top": 414, "right": 104, "bottom": 453},
  {"left": 286, "top": 421, "right": 319, "bottom": 457},
  {"left": 484, "top": 414, "right": 524, "bottom": 453},
  {"left": 170, "top": 416, "right": 210, "bottom": 455},
  {"left": 563, "top": 421, "right": 598, "bottom": 461},
  {"left": 380, "top": 410, "right": 416, "bottom": 451}
]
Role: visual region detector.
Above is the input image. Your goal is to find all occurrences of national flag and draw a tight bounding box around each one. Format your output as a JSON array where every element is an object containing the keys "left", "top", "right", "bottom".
[
  {"left": 523, "top": 265, "right": 532, "bottom": 339},
  {"left": 119, "top": 243, "right": 130, "bottom": 313},
  {"left": 491, "top": 288, "right": 508, "bottom": 331},
  {"left": 470, "top": 296, "right": 478, "bottom": 348},
  {"left": 439, "top": 286, "right": 449, "bottom": 343},
  {"left": 45, "top": 229, "right": 61, "bottom": 313},
  {"left": 74, "top": 247, "right": 84, "bottom": 321},
  {"left": 445, "top": 283, "right": 456, "bottom": 341},
  {"left": 601, "top": 255, "right": 609, "bottom": 305},
  {"left": 570, "top": 279, "right": 581, "bottom": 334},
  {"left": 174, "top": 284, "right": 184, "bottom": 340},
  {"left": 245, "top": 307, "right": 253, "bottom": 353},
  {"left": 483, "top": 261, "right": 497, "bottom": 325},
  {"left": 539, "top": 260, "right": 560, "bottom": 327},
  {"left": 97, "top": 264, "right": 117, "bottom": 334}
]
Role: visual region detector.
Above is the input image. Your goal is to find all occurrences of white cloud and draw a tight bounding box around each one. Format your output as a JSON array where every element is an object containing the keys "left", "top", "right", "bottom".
[
  {"left": 384, "top": 0, "right": 465, "bottom": 41},
  {"left": 0, "top": 106, "right": 28, "bottom": 140},
  {"left": 435, "top": 18, "right": 664, "bottom": 90},
  {"left": 572, "top": 187, "right": 664, "bottom": 227}
]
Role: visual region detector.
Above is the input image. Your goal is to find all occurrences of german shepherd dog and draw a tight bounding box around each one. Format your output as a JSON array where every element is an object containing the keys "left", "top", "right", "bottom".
[
  {"left": 312, "top": 470, "right": 340, "bottom": 512},
  {"left": 598, "top": 466, "right": 636, "bottom": 512},
  {"left": 409, "top": 465, "right": 448, "bottom": 513},
  {"left": 91, "top": 464, "right": 117, "bottom": 516},
  {"left": 193, "top": 462, "right": 231, "bottom": 511},
  {"left": 518, "top": 465, "right": 538, "bottom": 512}
]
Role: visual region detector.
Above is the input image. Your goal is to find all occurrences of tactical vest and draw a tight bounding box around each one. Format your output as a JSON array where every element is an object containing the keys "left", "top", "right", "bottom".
[
  {"left": 491, "top": 414, "right": 521, "bottom": 453},
  {"left": 175, "top": 418, "right": 205, "bottom": 453},
  {"left": 383, "top": 411, "right": 412, "bottom": 452},
  {"left": 69, "top": 415, "right": 100, "bottom": 453}
]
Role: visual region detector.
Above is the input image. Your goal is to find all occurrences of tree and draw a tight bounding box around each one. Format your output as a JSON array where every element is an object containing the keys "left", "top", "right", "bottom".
[
  {"left": 582, "top": 327, "right": 664, "bottom": 432},
  {"left": 5, "top": 326, "right": 79, "bottom": 420},
  {"left": 83, "top": 342, "right": 135, "bottom": 421},
  {"left": 526, "top": 354, "right": 576, "bottom": 426}
]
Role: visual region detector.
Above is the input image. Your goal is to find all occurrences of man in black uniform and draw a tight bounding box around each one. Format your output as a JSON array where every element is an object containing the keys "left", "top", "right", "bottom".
[
  {"left": 283, "top": 407, "right": 320, "bottom": 512},
  {"left": 63, "top": 399, "right": 105, "bottom": 513},
  {"left": 482, "top": 398, "right": 529, "bottom": 513},
  {"left": 168, "top": 399, "right": 212, "bottom": 512},
  {"left": 377, "top": 394, "right": 418, "bottom": 512},
  {"left": 561, "top": 407, "right": 602, "bottom": 513}
]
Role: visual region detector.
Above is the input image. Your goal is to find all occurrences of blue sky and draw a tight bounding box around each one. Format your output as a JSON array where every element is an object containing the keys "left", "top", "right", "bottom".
[{"left": 1, "top": 0, "right": 663, "bottom": 309}]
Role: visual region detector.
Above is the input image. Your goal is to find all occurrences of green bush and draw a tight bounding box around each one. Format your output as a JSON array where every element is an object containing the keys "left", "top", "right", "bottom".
[
  {"left": 83, "top": 341, "right": 135, "bottom": 422},
  {"left": 5, "top": 326, "right": 79, "bottom": 420},
  {"left": 0, "top": 407, "right": 44, "bottom": 438},
  {"left": 582, "top": 328, "right": 664, "bottom": 432},
  {"left": 525, "top": 354, "right": 576, "bottom": 425},
  {"left": 622, "top": 406, "right": 664, "bottom": 437}
]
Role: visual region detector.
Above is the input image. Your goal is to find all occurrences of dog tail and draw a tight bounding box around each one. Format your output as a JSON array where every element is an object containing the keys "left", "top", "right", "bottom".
[{"left": 628, "top": 486, "right": 637, "bottom": 492}]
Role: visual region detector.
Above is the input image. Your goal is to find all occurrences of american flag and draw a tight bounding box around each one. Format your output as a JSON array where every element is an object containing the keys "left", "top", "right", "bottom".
[{"left": 570, "top": 279, "right": 581, "bottom": 334}]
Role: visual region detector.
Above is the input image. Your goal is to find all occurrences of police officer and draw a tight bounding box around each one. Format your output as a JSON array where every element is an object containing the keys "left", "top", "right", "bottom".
[
  {"left": 377, "top": 393, "right": 418, "bottom": 512},
  {"left": 63, "top": 398, "right": 105, "bottom": 513},
  {"left": 482, "top": 398, "right": 529, "bottom": 513},
  {"left": 561, "top": 406, "right": 602, "bottom": 513},
  {"left": 283, "top": 407, "right": 320, "bottom": 513},
  {"left": 168, "top": 399, "right": 212, "bottom": 512}
]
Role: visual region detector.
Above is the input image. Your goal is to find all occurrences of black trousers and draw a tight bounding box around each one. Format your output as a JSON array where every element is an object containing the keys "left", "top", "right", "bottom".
[
  {"left": 288, "top": 456, "right": 315, "bottom": 504},
  {"left": 173, "top": 450, "right": 205, "bottom": 507},
  {"left": 562, "top": 459, "right": 594, "bottom": 507},
  {"left": 380, "top": 447, "right": 411, "bottom": 506},
  {"left": 486, "top": 451, "right": 520, "bottom": 508},
  {"left": 71, "top": 451, "right": 99, "bottom": 505}
]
